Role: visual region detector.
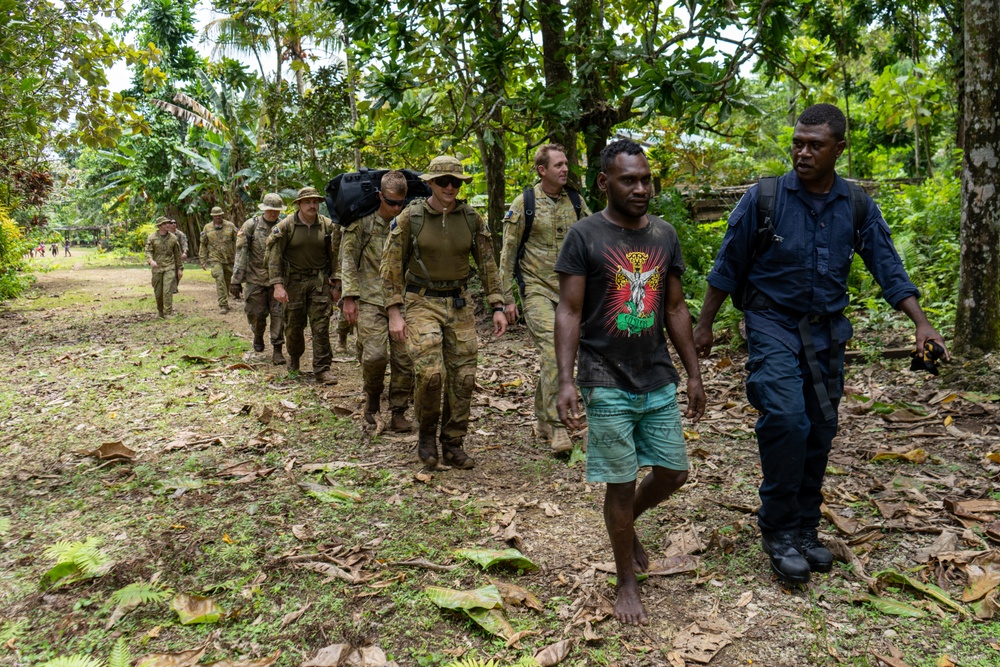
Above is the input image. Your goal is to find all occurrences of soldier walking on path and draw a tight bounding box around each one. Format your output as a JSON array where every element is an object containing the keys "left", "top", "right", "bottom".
[
  {"left": 145, "top": 216, "right": 182, "bottom": 318},
  {"left": 381, "top": 155, "right": 508, "bottom": 470},
  {"left": 555, "top": 139, "right": 706, "bottom": 625},
  {"left": 168, "top": 219, "right": 188, "bottom": 294},
  {"left": 693, "top": 104, "right": 949, "bottom": 585},
  {"left": 268, "top": 187, "right": 340, "bottom": 385},
  {"left": 342, "top": 170, "right": 414, "bottom": 431},
  {"left": 231, "top": 193, "right": 286, "bottom": 365},
  {"left": 500, "top": 144, "right": 591, "bottom": 454},
  {"left": 200, "top": 206, "right": 238, "bottom": 313}
]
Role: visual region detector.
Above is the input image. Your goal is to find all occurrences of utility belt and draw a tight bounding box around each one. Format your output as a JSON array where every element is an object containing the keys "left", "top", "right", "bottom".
[
  {"left": 744, "top": 285, "right": 842, "bottom": 423},
  {"left": 286, "top": 269, "right": 328, "bottom": 281},
  {"left": 405, "top": 283, "right": 467, "bottom": 309}
]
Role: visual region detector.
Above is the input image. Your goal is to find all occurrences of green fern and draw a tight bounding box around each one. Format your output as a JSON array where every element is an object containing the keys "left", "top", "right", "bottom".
[
  {"left": 41, "top": 537, "right": 111, "bottom": 586},
  {"left": 110, "top": 581, "right": 173, "bottom": 607},
  {"left": 38, "top": 657, "right": 104, "bottom": 667},
  {"left": 108, "top": 638, "right": 131, "bottom": 667}
]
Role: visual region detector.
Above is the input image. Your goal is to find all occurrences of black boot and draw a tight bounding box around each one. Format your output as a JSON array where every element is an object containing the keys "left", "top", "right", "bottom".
[
  {"left": 417, "top": 434, "right": 438, "bottom": 468},
  {"left": 253, "top": 332, "right": 265, "bottom": 352},
  {"left": 761, "top": 531, "right": 811, "bottom": 584},
  {"left": 799, "top": 528, "right": 833, "bottom": 573},
  {"left": 441, "top": 439, "right": 475, "bottom": 470},
  {"left": 364, "top": 393, "right": 380, "bottom": 425}
]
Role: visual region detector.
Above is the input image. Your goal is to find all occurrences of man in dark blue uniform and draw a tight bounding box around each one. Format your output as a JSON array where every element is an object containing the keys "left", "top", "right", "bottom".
[{"left": 693, "top": 104, "right": 949, "bottom": 584}]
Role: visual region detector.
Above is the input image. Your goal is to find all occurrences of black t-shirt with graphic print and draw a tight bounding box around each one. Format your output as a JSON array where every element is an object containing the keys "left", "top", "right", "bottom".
[{"left": 555, "top": 213, "right": 686, "bottom": 393}]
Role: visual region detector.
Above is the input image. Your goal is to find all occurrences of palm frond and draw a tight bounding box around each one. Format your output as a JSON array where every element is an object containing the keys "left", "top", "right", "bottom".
[
  {"left": 172, "top": 92, "right": 223, "bottom": 132},
  {"left": 151, "top": 98, "right": 214, "bottom": 129}
]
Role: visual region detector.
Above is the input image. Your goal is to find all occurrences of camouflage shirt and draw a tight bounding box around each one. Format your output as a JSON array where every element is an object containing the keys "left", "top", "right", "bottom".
[
  {"left": 499, "top": 184, "right": 591, "bottom": 304},
  {"left": 144, "top": 231, "right": 181, "bottom": 273},
  {"left": 266, "top": 213, "right": 339, "bottom": 285},
  {"left": 341, "top": 210, "right": 393, "bottom": 307},
  {"left": 172, "top": 230, "right": 189, "bottom": 255},
  {"left": 199, "top": 220, "right": 238, "bottom": 266},
  {"left": 232, "top": 215, "right": 279, "bottom": 286},
  {"left": 381, "top": 199, "right": 504, "bottom": 309}
]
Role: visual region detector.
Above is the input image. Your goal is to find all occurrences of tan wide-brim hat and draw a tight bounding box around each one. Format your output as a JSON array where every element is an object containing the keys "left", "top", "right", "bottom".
[
  {"left": 294, "top": 186, "right": 325, "bottom": 203},
  {"left": 258, "top": 193, "right": 284, "bottom": 212},
  {"left": 155, "top": 216, "right": 172, "bottom": 226},
  {"left": 210, "top": 206, "right": 224, "bottom": 216},
  {"left": 419, "top": 155, "right": 473, "bottom": 183}
]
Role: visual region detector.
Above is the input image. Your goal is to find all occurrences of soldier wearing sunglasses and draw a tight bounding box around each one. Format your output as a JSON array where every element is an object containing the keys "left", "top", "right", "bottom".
[
  {"left": 381, "top": 156, "right": 507, "bottom": 470},
  {"left": 341, "top": 171, "right": 415, "bottom": 432}
]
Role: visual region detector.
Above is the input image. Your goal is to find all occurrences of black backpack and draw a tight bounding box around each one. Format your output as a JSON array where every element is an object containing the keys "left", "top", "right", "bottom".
[
  {"left": 324, "top": 168, "right": 431, "bottom": 227},
  {"left": 731, "top": 176, "right": 868, "bottom": 310},
  {"left": 514, "top": 186, "right": 584, "bottom": 297}
]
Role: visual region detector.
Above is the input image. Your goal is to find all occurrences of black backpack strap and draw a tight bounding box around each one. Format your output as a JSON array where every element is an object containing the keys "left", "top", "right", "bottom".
[
  {"left": 566, "top": 188, "right": 583, "bottom": 220},
  {"left": 753, "top": 176, "right": 779, "bottom": 259},
  {"left": 847, "top": 181, "right": 867, "bottom": 252},
  {"left": 514, "top": 187, "right": 536, "bottom": 299}
]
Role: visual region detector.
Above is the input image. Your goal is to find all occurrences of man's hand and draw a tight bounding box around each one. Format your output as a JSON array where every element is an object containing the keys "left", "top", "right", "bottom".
[
  {"left": 230, "top": 283, "right": 243, "bottom": 300},
  {"left": 200, "top": 263, "right": 207, "bottom": 271},
  {"left": 504, "top": 303, "right": 519, "bottom": 325},
  {"left": 181, "top": 253, "right": 187, "bottom": 260},
  {"left": 149, "top": 260, "right": 158, "bottom": 269},
  {"left": 685, "top": 377, "right": 707, "bottom": 422},
  {"left": 343, "top": 297, "right": 359, "bottom": 325},
  {"left": 693, "top": 323, "right": 714, "bottom": 358},
  {"left": 273, "top": 283, "right": 289, "bottom": 303},
  {"left": 557, "top": 382, "right": 581, "bottom": 430},
  {"left": 388, "top": 306, "right": 408, "bottom": 342},
  {"left": 916, "top": 323, "right": 950, "bottom": 362},
  {"left": 176, "top": 270, "right": 182, "bottom": 282},
  {"left": 492, "top": 310, "right": 508, "bottom": 337}
]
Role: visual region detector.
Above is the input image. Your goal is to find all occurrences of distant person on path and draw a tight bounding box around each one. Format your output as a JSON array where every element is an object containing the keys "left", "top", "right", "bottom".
[
  {"left": 693, "top": 103, "right": 949, "bottom": 585},
  {"left": 341, "top": 170, "right": 414, "bottom": 431},
  {"left": 555, "top": 139, "right": 706, "bottom": 626},
  {"left": 64, "top": 240, "right": 71, "bottom": 256},
  {"left": 200, "top": 206, "right": 238, "bottom": 313},
  {"left": 500, "top": 143, "right": 591, "bottom": 455},
  {"left": 145, "top": 216, "right": 182, "bottom": 318},
  {"left": 267, "top": 187, "right": 340, "bottom": 385},
  {"left": 231, "top": 193, "right": 286, "bottom": 365},
  {"left": 37, "top": 244, "right": 45, "bottom": 257},
  {"left": 381, "top": 155, "right": 508, "bottom": 469},
  {"left": 51, "top": 243, "right": 58, "bottom": 256},
  {"left": 168, "top": 219, "right": 188, "bottom": 294}
]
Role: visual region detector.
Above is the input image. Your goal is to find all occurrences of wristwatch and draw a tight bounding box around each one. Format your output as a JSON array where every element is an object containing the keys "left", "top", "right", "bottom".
[{"left": 493, "top": 306, "right": 505, "bottom": 313}]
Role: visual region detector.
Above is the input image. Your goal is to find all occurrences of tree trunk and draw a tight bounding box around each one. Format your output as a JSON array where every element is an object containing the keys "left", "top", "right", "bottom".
[
  {"left": 954, "top": 0, "right": 1000, "bottom": 353},
  {"left": 344, "top": 30, "right": 362, "bottom": 171},
  {"left": 537, "top": 0, "right": 578, "bottom": 169},
  {"left": 478, "top": 0, "right": 507, "bottom": 252}
]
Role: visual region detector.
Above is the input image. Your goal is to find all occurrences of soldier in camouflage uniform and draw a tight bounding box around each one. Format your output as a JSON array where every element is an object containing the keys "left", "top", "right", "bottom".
[
  {"left": 331, "top": 225, "right": 354, "bottom": 354},
  {"left": 145, "top": 216, "right": 182, "bottom": 318},
  {"left": 342, "top": 171, "right": 413, "bottom": 432},
  {"left": 268, "top": 187, "right": 340, "bottom": 385},
  {"left": 381, "top": 156, "right": 508, "bottom": 469},
  {"left": 500, "top": 144, "right": 591, "bottom": 454},
  {"left": 200, "top": 206, "right": 238, "bottom": 313},
  {"left": 231, "top": 193, "right": 286, "bottom": 365},
  {"left": 167, "top": 219, "right": 188, "bottom": 294}
]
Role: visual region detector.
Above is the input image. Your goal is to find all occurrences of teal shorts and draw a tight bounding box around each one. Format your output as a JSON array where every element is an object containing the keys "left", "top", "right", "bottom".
[{"left": 581, "top": 384, "right": 688, "bottom": 484}]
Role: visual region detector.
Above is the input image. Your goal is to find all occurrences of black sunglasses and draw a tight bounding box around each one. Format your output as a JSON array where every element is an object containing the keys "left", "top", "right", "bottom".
[
  {"left": 432, "top": 175, "right": 464, "bottom": 189},
  {"left": 380, "top": 193, "right": 406, "bottom": 207}
]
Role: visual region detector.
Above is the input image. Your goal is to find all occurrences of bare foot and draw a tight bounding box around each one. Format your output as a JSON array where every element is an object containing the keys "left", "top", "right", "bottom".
[
  {"left": 614, "top": 583, "right": 649, "bottom": 626},
  {"left": 633, "top": 535, "right": 649, "bottom": 573}
]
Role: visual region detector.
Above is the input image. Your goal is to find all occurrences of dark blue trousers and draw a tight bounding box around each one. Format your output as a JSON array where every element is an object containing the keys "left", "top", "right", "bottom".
[{"left": 745, "top": 329, "right": 845, "bottom": 534}]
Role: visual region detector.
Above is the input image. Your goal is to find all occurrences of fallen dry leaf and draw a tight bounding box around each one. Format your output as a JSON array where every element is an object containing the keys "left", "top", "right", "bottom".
[
  {"left": 533, "top": 638, "right": 575, "bottom": 666},
  {"left": 82, "top": 441, "right": 136, "bottom": 461},
  {"left": 301, "top": 644, "right": 349, "bottom": 667},
  {"left": 258, "top": 407, "right": 274, "bottom": 425},
  {"left": 136, "top": 647, "right": 207, "bottom": 667},
  {"left": 292, "top": 524, "right": 315, "bottom": 541},
  {"left": 206, "top": 651, "right": 280, "bottom": 667},
  {"left": 280, "top": 399, "right": 298, "bottom": 410},
  {"left": 672, "top": 618, "right": 739, "bottom": 664},
  {"left": 391, "top": 558, "right": 459, "bottom": 572},
  {"left": 505, "top": 629, "right": 539, "bottom": 648},
  {"left": 495, "top": 581, "right": 544, "bottom": 611},
  {"left": 280, "top": 603, "right": 312, "bottom": 628}
]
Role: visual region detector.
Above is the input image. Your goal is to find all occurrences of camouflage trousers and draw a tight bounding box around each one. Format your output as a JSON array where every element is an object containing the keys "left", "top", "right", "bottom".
[
  {"left": 358, "top": 302, "right": 413, "bottom": 411},
  {"left": 151, "top": 270, "right": 177, "bottom": 316},
  {"left": 284, "top": 275, "right": 333, "bottom": 373},
  {"left": 209, "top": 262, "right": 233, "bottom": 309},
  {"left": 245, "top": 283, "right": 284, "bottom": 347},
  {"left": 404, "top": 291, "right": 478, "bottom": 444},
  {"left": 523, "top": 291, "right": 560, "bottom": 427}
]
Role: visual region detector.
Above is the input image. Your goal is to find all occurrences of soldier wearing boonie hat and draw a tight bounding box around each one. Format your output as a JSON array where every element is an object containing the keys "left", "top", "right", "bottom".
[
  {"left": 265, "top": 187, "right": 341, "bottom": 385},
  {"left": 231, "top": 193, "right": 287, "bottom": 364},
  {"left": 200, "top": 205, "right": 238, "bottom": 313},
  {"left": 145, "top": 216, "right": 182, "bottom": 318},
  {"left": 380, "top": 155, "right": 508, "bottom": 470}
]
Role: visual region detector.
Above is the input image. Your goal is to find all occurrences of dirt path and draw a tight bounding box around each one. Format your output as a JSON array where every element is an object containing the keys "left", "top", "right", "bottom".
[{"left": 1, "top": 261, "right": 999, "bottom": 666}]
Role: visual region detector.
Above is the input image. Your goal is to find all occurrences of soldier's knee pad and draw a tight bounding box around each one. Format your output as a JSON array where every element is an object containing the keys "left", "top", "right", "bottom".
[
  {"left": 423, "top": 372, "right": 442, "bottom": 393},
  {"left": 454, "top": 367, "right": 476, "bottom": 398}
]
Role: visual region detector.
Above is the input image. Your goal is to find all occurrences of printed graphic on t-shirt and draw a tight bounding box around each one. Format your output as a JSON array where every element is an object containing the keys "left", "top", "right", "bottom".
[{"left": 604, "top": 246, "right": 664, "bottom": 336}]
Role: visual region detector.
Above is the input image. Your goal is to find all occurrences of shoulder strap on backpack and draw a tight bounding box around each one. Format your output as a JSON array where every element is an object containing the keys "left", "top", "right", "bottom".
[
  {"left": 520, "top": 187, "right": 536, "bottom": 250},
  {"left": 847, "top": 181, "right": 866, "bottom": 252},
  {"left": 566, "top": 188, "right": 583, "bottom": 220},
  {"left": 754, "top": 176, "right": 779, "bottom": 259}
]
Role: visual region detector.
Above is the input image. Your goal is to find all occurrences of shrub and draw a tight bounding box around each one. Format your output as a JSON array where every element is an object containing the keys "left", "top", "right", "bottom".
[{"left": 0, "top": 205, "right": 32, "bottom": 301}]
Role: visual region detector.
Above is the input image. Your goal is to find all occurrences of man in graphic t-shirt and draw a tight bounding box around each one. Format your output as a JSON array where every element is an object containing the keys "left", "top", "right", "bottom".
[{"left": 554, "top": 139, "right": 706, "bottom": 626}]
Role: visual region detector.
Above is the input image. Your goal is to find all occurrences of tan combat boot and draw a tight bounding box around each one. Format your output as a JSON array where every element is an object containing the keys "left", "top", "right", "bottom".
[
  {"left": 442, "top": 440, "right": 475, "bottom": 469},
  {"left": 389, "top": 410, "right": 413, "bottom": 432},
  {"left": 336, "top": 331, "right": 349, "bottom": 353},
  {"left": 271, "top": 344, "right": 286, "bottom": 365},
  {"left": 314, "top": 370, "right": 338, "bottom": 385},
  {"left": 550, "top": 426, "right": 574, "bottom": 454},
  {"left": 533, "top": 419, "right": 552, "bottom": 442}
]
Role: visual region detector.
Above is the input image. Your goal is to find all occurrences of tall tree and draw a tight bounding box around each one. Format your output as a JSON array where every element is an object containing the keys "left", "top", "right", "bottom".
[{"left": 954, "top": 0, "right": 1000, "bottom": 353}]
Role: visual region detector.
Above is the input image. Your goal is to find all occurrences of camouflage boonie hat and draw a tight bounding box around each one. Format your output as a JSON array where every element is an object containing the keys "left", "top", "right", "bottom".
[
  {"left": 155, "top": 216, "right": 171, "bottom": 226},
  {"left": 210, "top": 206, "right": 224, "bottom": 216},
  {"left": 419, "top": 155, "right": 473, "bottom": 183},
  {"left": 258, "top": 193, "right": 284, "bottom": 212},
  {"left": 294, "top": 186, "right": 324, "bottom": 203}
]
